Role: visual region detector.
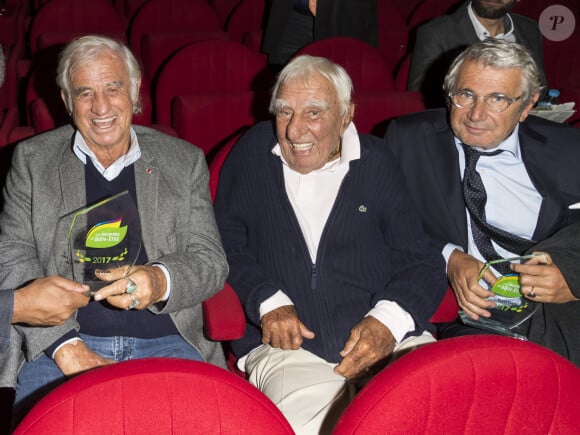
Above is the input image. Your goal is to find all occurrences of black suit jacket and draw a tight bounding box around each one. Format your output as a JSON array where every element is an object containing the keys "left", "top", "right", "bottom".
[
  {"left": 261, "top": 0, "right": 378, "bottom": 55},
  {"left": 525, "top": 224, "right": 580, "bottom": 366},
  {"left": 407, "top": 1, "right": 546, "bottom": 107},
  {"left": 384, "top": 108, "right": 580, "bottom": 254}
]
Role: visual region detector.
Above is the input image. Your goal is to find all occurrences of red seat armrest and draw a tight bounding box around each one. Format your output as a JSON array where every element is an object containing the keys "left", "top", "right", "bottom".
[
  {"left": 202, "top": 282, "right": 245, "bottom": 341},
  {"left": 429, "top": 286, "right": 459, "bottom": 324}
]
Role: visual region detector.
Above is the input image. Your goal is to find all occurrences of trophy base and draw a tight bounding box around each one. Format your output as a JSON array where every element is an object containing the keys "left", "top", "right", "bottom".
[{"left": 458, "top": 311, "right": 529, "bottom": 341}]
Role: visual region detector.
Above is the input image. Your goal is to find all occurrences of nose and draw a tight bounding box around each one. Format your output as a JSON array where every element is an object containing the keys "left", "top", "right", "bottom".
[
  {"left": 91, "top": 91, "right": 111, "bottom": 115},
  {"left": 466, "top": 97, "right": 488, "bottom": 122},
  {"left": 286, "top": 113, "right": 307, "bottom": 140}
]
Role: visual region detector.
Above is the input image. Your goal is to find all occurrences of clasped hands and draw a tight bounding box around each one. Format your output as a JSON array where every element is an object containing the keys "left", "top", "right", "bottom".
[
  {"left": 448, "top": 250, "right": 577, "bottom": 322},
  {"left": 260, "top": 305, "right": 395, "bottom": 380},
  {"left": 54, "top": 265, "right": 167, "bottom": 376}
]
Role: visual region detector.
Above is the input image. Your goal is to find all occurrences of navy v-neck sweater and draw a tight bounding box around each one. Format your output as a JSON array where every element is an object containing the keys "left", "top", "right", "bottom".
[{"left": 77, "top": 160, "right": 177, "bottom": 338}]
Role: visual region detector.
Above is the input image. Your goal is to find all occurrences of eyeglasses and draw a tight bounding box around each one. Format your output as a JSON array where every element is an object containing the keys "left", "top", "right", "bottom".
[{"left": 448, "top": 91, "right": 523, "bottom": 113}]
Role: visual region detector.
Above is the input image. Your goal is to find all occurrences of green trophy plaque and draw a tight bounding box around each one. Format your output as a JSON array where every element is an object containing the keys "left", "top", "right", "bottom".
[
  {"left": 58, "top": 190, "right": 142, "bottom": 295},
  {"left": 458, "top": 254, "right": 543, "bottom": 340}
]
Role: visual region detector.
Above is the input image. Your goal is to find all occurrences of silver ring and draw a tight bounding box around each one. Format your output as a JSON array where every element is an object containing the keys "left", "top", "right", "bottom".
[
  {"left": 125, "top": 277, "right": 137, "bottom": 294},
  {"left": 128, "top": 294, "right": 140, "bottom": 310},
  {"left": 529, "top": 287, "right": 536, "bottom": 298}
]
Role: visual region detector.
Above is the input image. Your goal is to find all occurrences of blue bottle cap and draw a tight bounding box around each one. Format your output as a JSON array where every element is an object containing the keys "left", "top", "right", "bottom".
[{"left": 548, "top": 89, "right": 560, "bottom": 97}]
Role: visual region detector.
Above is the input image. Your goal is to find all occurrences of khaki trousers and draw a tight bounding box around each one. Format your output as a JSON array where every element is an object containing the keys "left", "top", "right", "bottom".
[{"left": 245, "top": 331, "right": 435, "bottom": 435}]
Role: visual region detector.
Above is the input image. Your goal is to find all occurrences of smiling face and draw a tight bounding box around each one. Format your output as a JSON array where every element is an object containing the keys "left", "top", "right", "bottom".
[
  {"left": 273, "top": 72, "right": 354, "bottom": 174},
  {"left": 449, "top": 60, "right": 537, "bottom": 149},
  {"left": 64, "top": 51, "right": 138, "bottom": 165}
]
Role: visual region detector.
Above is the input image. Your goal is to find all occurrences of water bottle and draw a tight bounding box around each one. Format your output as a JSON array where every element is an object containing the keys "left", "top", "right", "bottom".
[{"left": 547, "top": 89, "right": 560, "bottom": 106}]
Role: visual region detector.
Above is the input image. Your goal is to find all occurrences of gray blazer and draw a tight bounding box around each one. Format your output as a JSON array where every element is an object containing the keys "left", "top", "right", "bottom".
[
  {"left": 407, "top": 1, "right": 546, "bottom": 107},
  {"left": 0, "top": 124, "right": 228, "bottom": 386}
]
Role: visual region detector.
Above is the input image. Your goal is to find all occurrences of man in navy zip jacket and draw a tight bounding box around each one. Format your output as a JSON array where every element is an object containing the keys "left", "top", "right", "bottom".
[{"left": 215, "top": 55, "right": 447, "bottom": 435}]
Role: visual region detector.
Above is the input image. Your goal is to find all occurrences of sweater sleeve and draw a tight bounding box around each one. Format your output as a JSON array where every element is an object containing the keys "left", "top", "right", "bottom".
[{"left": 214, "top": 123, "right": 291, "bottom": 327}]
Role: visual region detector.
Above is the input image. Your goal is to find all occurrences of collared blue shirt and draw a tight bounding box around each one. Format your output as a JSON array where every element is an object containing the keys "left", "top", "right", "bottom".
[{"left": 444, "top": 124, "right": 543, "bottom": 275}]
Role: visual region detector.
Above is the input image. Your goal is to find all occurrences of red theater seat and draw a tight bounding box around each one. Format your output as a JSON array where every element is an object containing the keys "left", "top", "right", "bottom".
[
  {"left": 140, "top": 31, "right": 230, "bottom": 83},
  {"left": 334, "top": 335, "right": 580, "bottom": 435},
  {"left": 14, "top": 358, "right": 293, "bottom": 434},
  {"left": 296, "top": 36, "right": 395, "bottom": 92},
  {"left": 353, "top": 91, "right": 425, "bottom": 137},
  {"left": 128, "top": 0, "right": 222, "bottom": 59},
  {"left": 171, "top": 91, "right": 270, "bottom": 155},
  {"left": 154, "top": 39, "right": 270, "bottom": 126},
  {"left": 28, "top": 0, "right": 126, "bottom": 55}
]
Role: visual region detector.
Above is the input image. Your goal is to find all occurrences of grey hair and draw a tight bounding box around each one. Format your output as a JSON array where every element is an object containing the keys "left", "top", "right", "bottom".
[
  {"left": 269, "top": 55, "right": 353, "bottom": 116},
  {"left": 0, "top": 45, "right": 5, "bottom": 88},
  {"left": 57, "top": 35, "right": 142, "bottom": 113},
  {"left": 443, "top": 39, "right": 542, "bottom": 106}
]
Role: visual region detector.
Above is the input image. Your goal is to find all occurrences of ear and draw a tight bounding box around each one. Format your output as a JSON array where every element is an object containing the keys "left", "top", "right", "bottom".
[
  {"left": 340, "top": 102, "right": 355, "bottom": 133},
  {"left": 60, "top": 90, "right": 72, "bottom": 115},
  {"left": 519, "top": 91, "right": 540, "bottom": 122},
  {"left": 135, "top": 78, "right": 142, "bottom": 97}
]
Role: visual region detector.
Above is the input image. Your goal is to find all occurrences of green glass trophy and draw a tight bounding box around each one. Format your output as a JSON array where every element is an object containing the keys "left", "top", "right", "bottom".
[
  {"left": 458, "top": 254, "right": 543, "bottom": 340},
  {"left": 57, "top": 190, "right": 142, "bottom": 295}
]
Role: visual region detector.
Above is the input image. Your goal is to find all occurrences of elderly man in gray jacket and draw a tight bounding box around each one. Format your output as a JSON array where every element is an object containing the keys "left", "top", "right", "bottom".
[{"left": 0, "top": 35, "right": 228, "bottom": 423}]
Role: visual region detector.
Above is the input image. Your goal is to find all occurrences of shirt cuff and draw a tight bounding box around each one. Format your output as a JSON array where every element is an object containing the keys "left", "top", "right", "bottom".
[
  {"left": 366, "top": 300, "right": 415, "bottom": 343},
  {"left": 443, "top": 243, "right": 463, "bottom": 273},
  {"left": 152, "top": 263, "right": 171, "bottom": 301},
  {"left": 45, "top": 330, "right": 81, "bottom": 359},
  {"left": 259, "top": 290, "right": 294, "bottom": 319}
]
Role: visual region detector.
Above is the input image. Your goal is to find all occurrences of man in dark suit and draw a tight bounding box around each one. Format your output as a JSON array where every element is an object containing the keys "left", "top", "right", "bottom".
[
  {"left": 385, "top": 39, "right": 580, "bottom": 362},
  {"left": 261, "top": 0, "right": 378, "bottom": 68},
  {"left": 408, "top": 0, "right": 545, "bottom": 107}
]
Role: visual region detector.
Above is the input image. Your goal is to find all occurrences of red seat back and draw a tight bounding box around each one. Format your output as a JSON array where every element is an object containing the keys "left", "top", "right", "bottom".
[
  {"left": 172, "top": 91, "right": 270, "bottom": 155},
  {"left": 128, "top": 0, "right": 222, "bottom": 58},
  {"left": 140, "top": 31, "right": 230, "bottom": 82},
  {"left": 353, "top": 91, "right": 425, "bottom": 136},
  {"left": 296, "top": 36, "right": 395, "bottom": 92},
  {"left": 154, "top": 40, "right": 270, "bottom": 125},
  {"left": 14, "top": 358, "right": 293, "bottom": 434},
  {"left": 334, "top": 335, "right": 580, "bottom": 435},
  {"left": 28, "top": 0, "right": 126, "bottom": 55}
]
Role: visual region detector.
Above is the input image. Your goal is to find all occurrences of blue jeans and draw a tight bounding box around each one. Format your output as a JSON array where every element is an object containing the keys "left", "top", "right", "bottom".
[{"left": 13, "top": 334, "right": 202, "bottom": 425}]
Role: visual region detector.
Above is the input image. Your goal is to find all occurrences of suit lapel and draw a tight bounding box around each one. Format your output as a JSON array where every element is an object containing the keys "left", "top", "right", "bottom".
[
  {"left": 454, "top": 3, "right": 480, "bottom": 43},
  {"left": 58, "top": 143, "right": 86, "bottom": 215},
  {"left": 134, "top": 140, "right": 159, "bottom": 260},
  {"left": 55, "top": 142, "right": 86, "bottom": 278},
  {"left": 429, "top": 117, "right": 470, "bottom": 246},
  {"left": 518, "top": 122, "right": 560, "bottom": 241}
]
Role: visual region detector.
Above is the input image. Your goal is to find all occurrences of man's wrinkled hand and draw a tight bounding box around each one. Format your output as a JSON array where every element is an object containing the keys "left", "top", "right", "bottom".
[
  {"left": 334, "top": 316, "right": 395, "bottom": 380},
  {"left": 261, "top": 305, "right": 315, "bottom": 350},
  {"left": 93, "top": 265, "right": 167, "bottom": 310},
  {"left": 54, "top": 340, "right": 114, "bottom": 377},
  {"left": 448, "top": 250, "right": 496, "bottom": 320}
]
